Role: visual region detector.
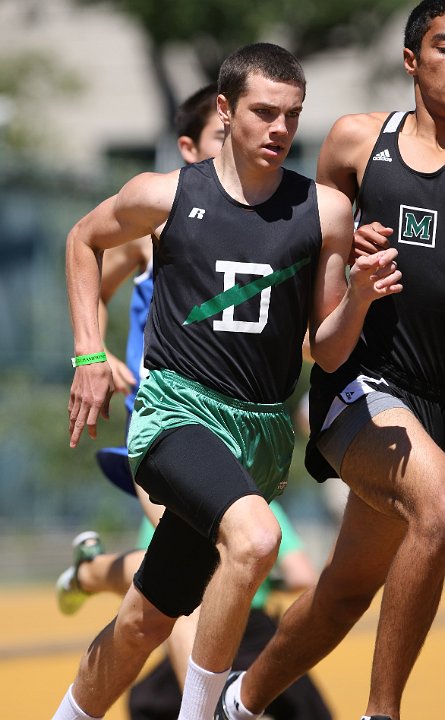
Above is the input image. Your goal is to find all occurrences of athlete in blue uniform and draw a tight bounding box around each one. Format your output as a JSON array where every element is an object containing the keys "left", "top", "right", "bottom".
[
  {"left": 55, "top": 80, "right": 223, "bottom": 643},
  {"left": 215, "top": 4, "right": 445, "bottom": 720},
  {"left": 55, "top": 83, "right": 224, "bottom": 699},
  {"left": 53, "top": 42, "right": 400, "bottom": 720}
]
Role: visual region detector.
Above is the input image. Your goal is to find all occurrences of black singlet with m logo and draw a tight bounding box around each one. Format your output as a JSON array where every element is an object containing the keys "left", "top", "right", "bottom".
[{"left": 355, "top": 111, "right": 445, "bottom": 391}]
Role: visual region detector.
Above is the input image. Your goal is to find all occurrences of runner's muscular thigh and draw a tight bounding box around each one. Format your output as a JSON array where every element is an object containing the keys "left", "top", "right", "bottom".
[{"left": 340, "top": 407, "right": 445, "bottom": 522}]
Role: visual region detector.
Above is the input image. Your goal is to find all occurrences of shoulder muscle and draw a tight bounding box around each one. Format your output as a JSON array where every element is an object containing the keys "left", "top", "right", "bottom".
[{"left": 317, "top": 112, "right": 389, "bottom": 200}]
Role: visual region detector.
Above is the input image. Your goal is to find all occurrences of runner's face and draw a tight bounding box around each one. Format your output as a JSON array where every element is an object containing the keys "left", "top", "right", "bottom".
[
  {"left": 195, "top": 112, "right": 225, "bottom": 161},
  {"left": 226, "top": 72, "right": 304, "bottom": 170},
  {"left": 409, "top": 14, "right": 445, "bottom": 116}
]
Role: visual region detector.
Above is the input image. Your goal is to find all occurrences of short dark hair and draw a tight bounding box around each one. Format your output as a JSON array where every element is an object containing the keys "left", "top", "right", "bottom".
[
  {"left": 404, "top": 0, "right": 445, "bottom": 57},
  {"left": 218, "top": 42, "right": 306, "bottom": 112},
  {"left": 174, "top": 83, "right": 218, "bottom": 143}
]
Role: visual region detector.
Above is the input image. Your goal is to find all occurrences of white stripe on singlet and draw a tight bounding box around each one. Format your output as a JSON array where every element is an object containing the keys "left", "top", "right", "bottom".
[{"left": 383, "top": 111, "right": 406, "bottom": 133}]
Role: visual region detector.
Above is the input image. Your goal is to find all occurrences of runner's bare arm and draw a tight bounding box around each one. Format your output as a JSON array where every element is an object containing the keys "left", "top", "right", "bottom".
[
  {"left": 309, "top": 184, "right": 402, "bottom": 372},
  {"left": 317, "top": 113, "right": 394, "bottom": 260},
  {"left": 67, "top": 171, "right": 178, "bottom": 448}
]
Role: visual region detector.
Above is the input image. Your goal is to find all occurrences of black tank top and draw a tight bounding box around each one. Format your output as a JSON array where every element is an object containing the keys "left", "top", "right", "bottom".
[
  {"left": 311, "top": 111, "right": 445, "bottom": 403},
  {"left": 356, "top": 110, "right": 445, "bottom": 395},
  {"left": 144, "top": 158, "right": 322, "bottom": 403},
  {"left": 306, "top": 111, "right": 445, "bottom": 483}
]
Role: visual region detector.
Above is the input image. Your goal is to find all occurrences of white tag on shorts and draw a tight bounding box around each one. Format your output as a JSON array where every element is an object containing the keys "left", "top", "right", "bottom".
[{"left": 321, "top": 374, "right": 389, "bottom": 432}]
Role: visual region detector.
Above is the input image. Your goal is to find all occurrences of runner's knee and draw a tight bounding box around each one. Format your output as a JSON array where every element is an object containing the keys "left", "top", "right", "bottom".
[
  {"left": 411, "top": 488, "right": 445, "bottom": 552},
  {"left": 220, "top": 513, "right": 281, "bottom": 580},
  {"left": 116, "top": 591, "right": 175, "bottom": 648}
]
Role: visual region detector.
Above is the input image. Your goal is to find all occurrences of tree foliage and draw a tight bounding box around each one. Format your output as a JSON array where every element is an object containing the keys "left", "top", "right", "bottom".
[
  {"left": 76, "top": 0, "right": 411, "bottom": 128},
  {"left": 0, "top": 50, "right": 83, "bottom": 153},
  {"left": 78, "top": 0, "right": 412, "bottom": 70}
]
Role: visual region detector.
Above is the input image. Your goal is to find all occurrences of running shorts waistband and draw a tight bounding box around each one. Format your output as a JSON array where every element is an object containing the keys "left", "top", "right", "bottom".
[{"left": 158, "top": 369, "right": 287, "bottom": 414}]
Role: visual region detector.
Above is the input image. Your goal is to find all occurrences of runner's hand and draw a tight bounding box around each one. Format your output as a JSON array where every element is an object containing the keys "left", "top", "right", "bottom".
[
  {"left": 68, "top": 362, "right": 114, "bottom": 448},
  {"left": 349, "top": 246, "right": 402, "bottom": 301},
  {"left": 350, "top": 222, "right": 393, "bottom": 263}
]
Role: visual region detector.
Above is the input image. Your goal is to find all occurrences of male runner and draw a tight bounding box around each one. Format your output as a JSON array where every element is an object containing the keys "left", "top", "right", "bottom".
[
  {"left": 56, "top": 86, "right": 330, "bottom": 720},
  {"left": 215, "top": 3, "right": 445, "bottom": 720},
  {"left": 52, "top": 41, "right": 400, "bottom": 720}
]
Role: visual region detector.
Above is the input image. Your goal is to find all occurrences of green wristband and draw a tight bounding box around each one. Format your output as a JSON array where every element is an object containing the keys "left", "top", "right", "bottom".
[{"left": 71, "top": 352, "right": 107, "bottom": 368}]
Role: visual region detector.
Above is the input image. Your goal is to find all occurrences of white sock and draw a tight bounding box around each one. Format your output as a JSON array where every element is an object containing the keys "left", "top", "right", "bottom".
[
  {"left": 52, "top": 685, "right": 103, "bottom": 720},
  {"left": 225, "top": 672, "right": 263, "bottom": 719},
  {"left": 178, "top": 657, "right": 231, "bottom": 720}
]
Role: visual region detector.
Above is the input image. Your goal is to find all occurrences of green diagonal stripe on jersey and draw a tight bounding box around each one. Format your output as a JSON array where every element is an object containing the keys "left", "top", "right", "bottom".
[{"left": 183, "top": 256, "right": 311, "bottom": 326}]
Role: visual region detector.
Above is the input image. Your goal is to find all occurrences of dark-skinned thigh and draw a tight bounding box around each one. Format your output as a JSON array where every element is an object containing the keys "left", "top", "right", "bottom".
[{"left": 340, "top": 406, "right": 445, "bottom": 521}]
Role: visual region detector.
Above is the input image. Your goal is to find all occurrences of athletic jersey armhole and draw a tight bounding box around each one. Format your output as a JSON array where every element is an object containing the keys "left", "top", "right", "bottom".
[
  {"left": 158, "top": 166, "right": 185, "bottom": 242},
  {"left": 356, "top": 111, "right": 403, "bottom": 213},
  {"left": 309, "top": 179, "right": 323, "bottom": 249},
  {"left": 133, "top": 258, "right": 153, "bottom": 286}
]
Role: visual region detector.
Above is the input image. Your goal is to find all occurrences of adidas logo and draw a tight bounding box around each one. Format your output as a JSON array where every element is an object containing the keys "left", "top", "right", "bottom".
[{"left": 373, "top": 149, "right": 392, "bottom": 162}]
